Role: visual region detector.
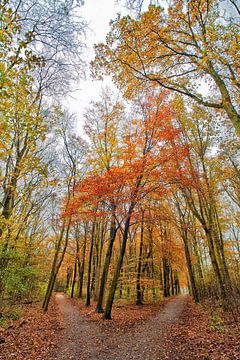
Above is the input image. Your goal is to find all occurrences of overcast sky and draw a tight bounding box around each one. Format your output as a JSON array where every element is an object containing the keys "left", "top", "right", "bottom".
[{"left": 66, "top": 0, "right": 127, "bottom": 136}]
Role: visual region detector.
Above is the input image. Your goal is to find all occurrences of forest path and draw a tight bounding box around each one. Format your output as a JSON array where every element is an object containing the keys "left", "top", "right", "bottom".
[{"left": 51, "top": 293, "right": 187, "bottom": 360}]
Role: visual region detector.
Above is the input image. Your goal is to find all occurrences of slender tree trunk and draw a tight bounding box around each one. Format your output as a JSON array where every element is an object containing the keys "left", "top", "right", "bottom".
[
  {"left": 191, "top": 229, "right": 205, "bottom": 298},
  {"left": 91, "top": 249, "right": 96, "bottom": 295},
  {"left": 43, "top": 218, "right": 71, "bottom": 312},
  {"left": 66, "top": 266, "right": 73, "bottom": 293},
  {"left": 103, "top": 175, "right": 142, "bottom": 319},
  {"left": 159, "top": 259, "right": 163, "bottom": 294},
  {"left": 71, "top": 256, "right": 77, "bottom": 298},
  {"left": 182, "top": 232, "right": 200, "bottom": 302},
  {"left": 136, "top": 211, "right": 144, "bottom": 305},
  {"left": 174, "top": 272, "right": 180, "bottom": 294},
  {"left": 163, "top": 258, "right": 170, "bottom": 297},
  {"left": 103, "top": 213, "right": 132, "bottom": 320},
  {"left": 94, "top": 220, "right": 105, "bottom": 301},
  {"left": 150, "top": 237, "right": 156, "bottom": 299},
  {"left": 170, "top": 267, "right": 174, "bottom": 296},
  {"left": 96, "top": 212, "right": 117, "bottom": 313},
  {"left": 85, "top": 222, "right": 95, "bottom": 306},
  {"left": 78, "top": 224, "right": 87, "bottom": 298}
]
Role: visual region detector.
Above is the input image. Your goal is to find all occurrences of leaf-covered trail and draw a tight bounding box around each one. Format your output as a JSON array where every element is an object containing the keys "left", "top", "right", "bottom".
[{"left": 51, "top": 294, "right": 186, "bottom": 360}]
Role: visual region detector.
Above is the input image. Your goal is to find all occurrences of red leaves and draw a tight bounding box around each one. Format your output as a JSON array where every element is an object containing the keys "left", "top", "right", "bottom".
[{"left": 63, "top": 92, "right": 193, "bottom": 223}]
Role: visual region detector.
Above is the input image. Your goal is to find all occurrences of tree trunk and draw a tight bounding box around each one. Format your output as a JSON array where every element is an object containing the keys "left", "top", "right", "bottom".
[
  {"left": 163, "top": 258, "right": 170, "bottom": 297},
  {"left": 43, "top": 218, "right": 71, "bottom": 312},
  {"left": 94, "top": 220, "right": 105, "bottom": 301},
  {"left": 182, "top": 232, "right": 200, "bottom": 302},
  {"left": 136, "top": 211, "right": 144, "bottom": 305},
  {"left": 78, "top": 223, "right": 87, "bottom": 299},
  {"left": 66, "top": 266, "right": 73, "bottom": 293},
  {"left": 170, "top": 267, "right": 174, "bottom": 296},
  {"left": 96, "top": 212, "right": 117, "bottom": 313},
  {"left": 71, "top": 257, "right": 77, "bottom": 298},
  {"left": 103, "top": 213, "right": 132, "bottom": 320},
  {"left": 205, "top": 228, "right": 227, "bottom": 303},
  {"left": 85, "top": 222, "right": 95, "bottom": 306}
]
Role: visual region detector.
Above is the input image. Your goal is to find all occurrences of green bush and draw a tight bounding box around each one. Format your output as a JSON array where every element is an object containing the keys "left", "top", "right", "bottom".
[{"left": 1, "top": 249, "right": 42, "bottom": 304}]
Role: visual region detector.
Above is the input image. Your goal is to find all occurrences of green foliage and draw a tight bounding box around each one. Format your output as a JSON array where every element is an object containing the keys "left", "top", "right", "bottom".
[{"left": 0, "top": 248, "right": 42, "bottom": 304}]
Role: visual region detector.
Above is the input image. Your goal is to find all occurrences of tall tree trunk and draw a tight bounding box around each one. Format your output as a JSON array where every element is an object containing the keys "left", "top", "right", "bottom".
[
  {"left": 163, "top": 258, "right": 170, "bottom": 297},
  {"left": 66, "top": 266, "right": 73, "bottom": 292},
  {"left": 170, "top": 267, "right": 174, "bottom": 296},
  {"left": 71, "top": 256, "right": 77, "bottom": 298},
  {"left": 96, "top": 211, "right": 117, "bottom": 313},
  {"left": 136, "top": 211, "right": 144, "bottom": 305},
  {"left": 85, "top": 222, "right": 95, "bottom": 306},
  {"left": 191, "top": 228, "right": 205, "bottom": 299},
  {"left": 94, "top": 220, "right": 105, "bottom": 301},
  {"left": 103, "top": 175, "right": 142, "bottom": 319},
  {"left": 182, "top": 232, "right": 200, "bottom": 302},
  {"left": 103, "top": 211, "right": 132, "bottom": 320},
  {"left": 205, "top": 228, "right": 227, "bottom": 303},
  {"left": 43, "top": 218, "right": 71, "bottom": 312},
  {"left": 78, "top": 223, "right": 87, "bottom": 298},
  {"left": 91, "top": 248, "right": 96, "bottom": 295}
]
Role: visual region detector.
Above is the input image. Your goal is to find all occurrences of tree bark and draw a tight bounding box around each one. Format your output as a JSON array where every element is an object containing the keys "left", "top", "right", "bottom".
[
  {"left": 103, "top": 211, "right": 132, "bottom": 320},
  {"left": 96, "top": 211, "right": 117, "bottom": 313},
  {"left": 163, "top": 258, "right": 170, "bottom": 297},
  {"left": 43, "top": 218, "right": 71, "bottom": 312},
  {"left": 182, "top": 232, "right": 200, "bottom": 302},
  {"left": 71, "top": 257, "right": 77, "bottom": 298},
  {"left": 78, "top": 223, "right": 87, "bottom": 299},
  {"left": 85, "top": 222, "right": 95, "bottom": 306},
  {"left": 136, "top": 210, "right": 144, "bottom": 305}
]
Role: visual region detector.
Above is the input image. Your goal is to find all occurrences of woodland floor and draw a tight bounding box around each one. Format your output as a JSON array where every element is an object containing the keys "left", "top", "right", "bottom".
[{"left": 0, "top": 294, "right": 239, "bottom": 360}]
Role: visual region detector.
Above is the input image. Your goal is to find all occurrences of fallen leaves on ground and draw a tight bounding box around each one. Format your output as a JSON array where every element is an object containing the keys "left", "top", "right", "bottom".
[
  {"left": 166, "top": 297, "right": 240, "bottom": 359},
  {"left": 0, "top": 295, "right": 239, "bottom": 360},
  {"left": 0, "top": 300, "right": 62, "bottom": 360},
  {"left": 72, "top": 297, "right": 165, "bottom": 335},
  {"left": 72, "top": 296, "right": 240, "bottom": 359}
]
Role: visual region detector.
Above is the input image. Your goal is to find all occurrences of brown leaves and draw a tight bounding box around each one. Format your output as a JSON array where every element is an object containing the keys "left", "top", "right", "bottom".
[
  {"left": 0, "top": 300, "right": 62, "bottom": 360},
  {"left": 1, "top": 295, "right": 239, "bottom": 359},
  {"left": 167, "top": 297, "right": 240, "bottom": 359}
]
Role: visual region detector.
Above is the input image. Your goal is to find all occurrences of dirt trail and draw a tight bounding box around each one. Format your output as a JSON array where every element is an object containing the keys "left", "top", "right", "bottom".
[{"left": 51, "top": 294, "right": 186, "bottom": 360}]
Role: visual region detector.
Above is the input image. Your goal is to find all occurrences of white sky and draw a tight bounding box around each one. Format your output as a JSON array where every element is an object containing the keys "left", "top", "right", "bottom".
[{"left": 66, "top": 0, "right": 127, "bottom": 137}]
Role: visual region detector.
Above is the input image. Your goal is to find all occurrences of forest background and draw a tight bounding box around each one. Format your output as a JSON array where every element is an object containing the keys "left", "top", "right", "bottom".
[{"left": 0, "top": 0, "right": 239, "bottom": 326}]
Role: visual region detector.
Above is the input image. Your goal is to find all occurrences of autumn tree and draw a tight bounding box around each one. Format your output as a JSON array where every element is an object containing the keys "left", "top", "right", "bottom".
[
  {"left": 171, "top": 100, "right": 239, "bottom": 307},
  {"left": 42, "top": 110, "right": 87, "bottom": 311},
  {"left": 66, "top": 92, "right": 189, "bottom": 319},
  {"left": 93, "top": 0, "right": 240, "bottom": 134},
  {"left": 0, "top": 3, "right": 51, "bottom": 311},
  {"left": 83, "top": 88, "right": 124, "bottom": 312}
]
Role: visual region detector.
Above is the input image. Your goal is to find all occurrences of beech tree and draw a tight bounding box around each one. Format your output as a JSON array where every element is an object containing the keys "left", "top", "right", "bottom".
[
  {"left": 83, "top": 89, "right": 124, "bottom": 312},
  {"left": 0, "top": 0, "right": 88, "bottom": 313},
  {"left": 43, "top": 110, "right": 87, "bottom": 311},
  {"left": 171, "top": 100, "right": 239, "bottom": 307},
  {"left": 0, "top": 4, "right": 50, "bottom": 311},
  {"left": 93, "top": 0, "right": 240, "bottom": 134},
  {"left": 66, "top": 92, "right": 189, "bottom": 319}
]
